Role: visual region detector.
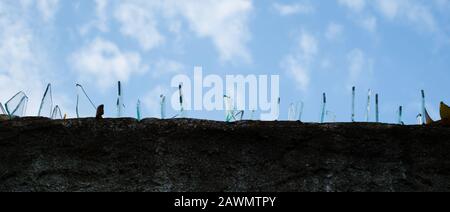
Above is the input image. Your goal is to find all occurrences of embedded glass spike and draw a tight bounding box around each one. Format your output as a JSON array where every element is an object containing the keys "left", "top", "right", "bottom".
[
  {"left": 366, "top": 89, "right": 371, "bottom": 122},
  {"left": 421, "top": 90, "right": 426, "bottom": 125},
  {"left": 136, "top": 100, "right": 141, "bottom": 121},
  {"left": 117, "top": 81, "right": 125, "bottom": 118},
  {"left": 52, "top": 105, "right": 62, "bottom": 120},
  {"left": 276, "top": 97, "right": 281, "bottom": 121},
  {"left": 398, "top": 106, "right": 404, "bottom": 125},
  {"left": 298, "top": 102, "right": 304, "bottom": 122},
  {"left": 224, "top": 95, "right": 233, "bottom": 122},
  {"left": 6, "top": 91, "right": 28, "bottom": 118},
  {"left": 417, "top": 114, "right": 423, "bottom": 125},
  {"left": 352, "top": 86, "right": 355, "bottom": 122},
  {"left": 76, "top": 84, "right": 96, "bottom": 118},
  {"left": 288, "top": 103, "right": 296, "bottom": 121},
  {"left": 0, "top": 103, "right": 6, "bottom": 115},
  {"left": 38, "top": 83, "right": 53, "bottom": 118},
  {"left": 375, "top": 94, "right": 380, "bottom": 123},
  {"left": 178, "top": 83, "right": 185, "bottom": 118},
  {"left": 160, "top": 95, "right": 166, "bottom": 119},
  {"left": 320, "top": 93, "right": 326, "bottom": 123}
]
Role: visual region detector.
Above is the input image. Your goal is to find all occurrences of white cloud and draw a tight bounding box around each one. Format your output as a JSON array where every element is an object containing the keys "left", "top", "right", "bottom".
[
  {"left": 346, "top": 48, "right": 374, "bottom": 85},
  {"left": 36, "top": 0, "right": 60, "bottom": 22},
  {"left": 87, "top": 0, "right": 253, "bottom": 63},
  {"left": 70, "top": 37, "right": 148, "bottom": 89},
  {"left": 358, "top": 16, "right": 377, "bottom": 33},
  {"left": 281, "top": 31, "right": 319, "bottom": 91},
  {"left": 151, "top": 59, "right": 185, "bottom": 78},
  {"left": 325, "top": 22, "right": 344, "bottom": 41},
  {"left": 114, "top": 1, "right": 165, "bottom": 51},
  {"left": 338, "top": 0, "right": 366, "bottom": 12},
  {"left": 80, "top": 0, "right": 110, "bottom": 35},
  {"left": 273, "top": 2, "right": 314, "bottom": 16}
]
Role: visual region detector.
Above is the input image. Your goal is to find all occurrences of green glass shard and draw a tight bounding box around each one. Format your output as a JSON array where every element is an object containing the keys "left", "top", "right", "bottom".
[
  {"left": 76, "top": 84, "right": 96, "bottom": 118},
  {"left": 136, "top": 100, "right": 141, "bottom": 121},
  {"left": 352, "top": 86, "right": 355, "bottom": 122},
  {"left": 38, "top": 83, "right": 53, "bottom": 118},
  {"left": 320, "top": 93, "right": 326, "bottom": 123},
  {"left": 117, "top": 81, "right": 125, "bottom": 118},
  {"left": 6, "top": 91, "right": 28, "bottom": 118},
  {"left": 52, "top": 105, "right": 62, "bottom": 120}
]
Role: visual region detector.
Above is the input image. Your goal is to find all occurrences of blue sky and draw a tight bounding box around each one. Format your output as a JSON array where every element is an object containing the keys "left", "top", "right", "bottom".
[{"left": 1, "top": 0, "right": 450, "bottom": 124}]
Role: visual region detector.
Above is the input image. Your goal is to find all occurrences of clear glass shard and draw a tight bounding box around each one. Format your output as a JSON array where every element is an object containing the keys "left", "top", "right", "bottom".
[
  {"left": 160, "top": 95, "right": 166, "bottom": 119},
  {"left": 250, "top": 110, "right": 256, "bottom": 120},
  {"left": 76, "top": 84, "right": 97, "bottom": 118},
  {"left": 0, "top": 103, "right": 6, "bottom": 115},
  {"left": 366, "top": 89, "right": 372, "bottom": 122},
  {"left": 276, "top": 97, "right": 281, "bottom": 121},
  {"left": 38, "top": 83, "right": 53, "bottom": 118},
  {"left": 6, "top": 91, "right": 28, "bottom": 117},
  {"left": 136, "top": 100, "right": 141, "bottom": 121},
  {"left": 417, "top": 114, "right": 423, "bottom": 125},
  {"left": 224, "top": 95, "right": 233, "bottom": 122},
  {"left": 288, "top": 103, "right": 296, "bottom": 121},
  {"left": 320, "top": 93, "right": 326, "bottom": 123},
  {"left": 298, "top": 102, "right": 304, "bottom": 122},
  {"left": 352, "top": 86, "right": 355, "bottom": 122},
  {"left": 51, "top": 105, "right": 62, "bottom": 120}
]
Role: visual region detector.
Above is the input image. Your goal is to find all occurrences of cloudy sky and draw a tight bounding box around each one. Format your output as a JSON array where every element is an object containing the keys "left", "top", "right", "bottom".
[{"left": 1, "top": 0, "right": 450, "bottom": 123}]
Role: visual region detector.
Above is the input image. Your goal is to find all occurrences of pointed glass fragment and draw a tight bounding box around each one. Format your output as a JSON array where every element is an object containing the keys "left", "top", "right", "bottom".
[
  {"left": 0, "top": 103, "right": 6, "bottom": 115},
  {"left": 136, "top": 100, "right": 141, "bottom": 121},
  {"left": 178, "top": 83, "right": 185, "bottom": 118},
  {"left": 116, "top": 81, "right": 125, "bottom": 118},
  {"left": 288, "top": 103, "right": 296, "bottom": 121},
  {"left": 224, "top": 95, "right": 233, "bottom": 122},
  {"left": 425, "top": 108, "right": 434, "bottom": 124},
  {"left": 421, "top": 90, "right": 426, "bottom": 125},
  {"left": 366, "top": 89, "right": 371, "bottom": 122},
  {"left": 352, "top": 86, "right": 356, "bottom": 122},
  {"left": 298, "top": 101, "right": 304, "bottom": 122},
  {"left": 398, "top": 106, "right": 404, "bottom": 125},
  {"left": 276, "top": 97, "right": 281, "bottom": 121},
  {"left": 38, "top": 83, "right": 53, "bottom": 118},
  {"left": 160, "top": 95, "right": 166, "bottom": 119},
  {"left": 6, "top": 91, "right": 28, "bottom": 118},
  {"left": 52, "top": 105, "right": 62, "bottom": 120},
  {"left": 320, "top": 93, "right": 326, "bottom": 123},
  {"left": 76, "top": 84, "right": 96, "bottom": 118},
  {"left": 375, "top": 94, "right": 379, "bottom": 122},
  {"left": 417, "top": 114, "right": 423, "bottom": 125}
]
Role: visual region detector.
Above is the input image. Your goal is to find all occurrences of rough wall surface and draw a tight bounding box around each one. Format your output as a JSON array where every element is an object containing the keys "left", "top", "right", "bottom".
[{"left": 1, "top": 118, "right": 450, "bottom": 192}]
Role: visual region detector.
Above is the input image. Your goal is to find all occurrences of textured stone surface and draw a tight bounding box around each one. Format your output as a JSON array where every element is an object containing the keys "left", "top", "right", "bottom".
[{"left": 1, "top": 117, "right": 450, "bottom": 192}]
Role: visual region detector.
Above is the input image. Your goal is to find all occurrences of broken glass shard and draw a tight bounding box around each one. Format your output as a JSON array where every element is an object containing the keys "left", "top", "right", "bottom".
[
  {"left": 276, "top": 97, "right": 281, "bottom": 121},
  {"left": 421, "top": 90, "right": 426, "bottom": 125},
  {"left": 0, "top": 103, "right": 6, "bottom": 115},
  {"left": 375, "top": 94, "right": 380, "bottom": 123},
  {"left": 417, "top": 114, "right": 423, "bottom": 125},
  {"left": 38, "top": 83, "right": 53, "bottom": 118},
  {"left": 326, "top": 111, "right": 336, "bottom": 123},
  {"left": 366, "top": 89, "right": 371, "bottom": 122},
  {"left": 76, "top": 84, "right": 96, "bottom": 118},
  {"left": 224, "top": 95, "right": 233, "bottom": 122},
  {"left": 6, "top": 91, "right": 28, "bottom": 117},
  {"left": 398, "top": 106, "right": 404, "bottom": 125},
  {"left": 52, "top": 105, "right": 62, "bottom": 120},
  {"left": 160, "top": 95, "right": 166, "bottom": 119},
  {"left": 117, "top": 81, "right": 125, "bottom": 118},
  {"left": 352, "top": 86, "right": 355, "bottom": 122},
  {"left": 298, "top": 102, "right": 304, "bottom": 122},
  {"left": 178, "top": 83, "right": 185, "bottom": 118},
  {"left": 136, "top": 100, "right": 141, "bottom": 121},
  {"left": 288, "top": 103, "right": 296, "bottom": 121},
  {"left": 320, "top": 93, "right": 326, "bottom": 123}
]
